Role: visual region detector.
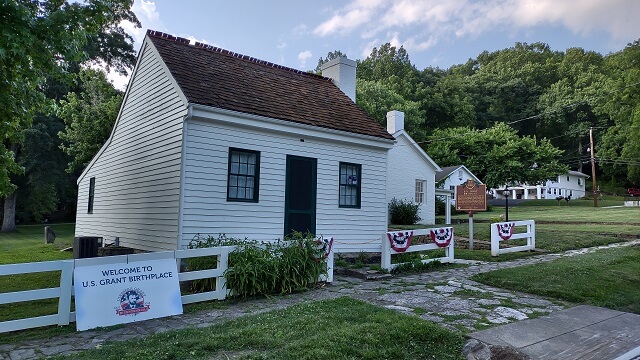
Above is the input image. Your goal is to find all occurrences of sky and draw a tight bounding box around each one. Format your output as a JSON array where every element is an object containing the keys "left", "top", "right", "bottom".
[{"left": 110, "top": 0, "right": 640, "bottom": 89}]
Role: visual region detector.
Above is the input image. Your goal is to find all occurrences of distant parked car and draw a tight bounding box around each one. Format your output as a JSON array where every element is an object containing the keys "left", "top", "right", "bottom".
[{"left": 628, "top": 188, "right": 640, "bottom": 197}]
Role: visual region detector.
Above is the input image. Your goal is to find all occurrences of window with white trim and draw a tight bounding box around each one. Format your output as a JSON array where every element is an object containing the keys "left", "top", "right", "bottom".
[
  {"left": 450, "top": 185, "right": 455, "bottom": 199},
  {"left": 415, "top": 180, "right": 425, "bottom": 204},
  {"left": 227, "top": 148, "right": 260, "bottom": 202},
  {"left": 339, "top": 162, "right": 361, "bottom": 208}
]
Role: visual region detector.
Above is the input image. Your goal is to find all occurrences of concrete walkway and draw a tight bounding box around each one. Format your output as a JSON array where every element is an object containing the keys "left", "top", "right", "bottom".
[
  {"left": 470, "top": 305, "right": 640, "bottom": 360},
  {"left": 1, "top": 240, "right": 639, "bottom": 360}
]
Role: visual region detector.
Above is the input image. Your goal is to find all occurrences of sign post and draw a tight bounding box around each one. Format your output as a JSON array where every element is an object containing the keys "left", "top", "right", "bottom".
[{"left": 455, "top": 180, "right": 487, "bottom": 250}]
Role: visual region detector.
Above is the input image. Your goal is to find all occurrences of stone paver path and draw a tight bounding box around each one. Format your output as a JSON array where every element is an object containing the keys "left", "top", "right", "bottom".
[{"left": 2, "top": 239, "right": 639, "bottom": 359}]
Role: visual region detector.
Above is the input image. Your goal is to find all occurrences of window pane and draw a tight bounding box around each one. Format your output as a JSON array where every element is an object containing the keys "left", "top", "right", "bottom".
[
  {"left": 229, "top": 187, "right": 238, "bottom": 198},
  {"left": 231, "top": 162, "right": 239, "bottom": 174},
  {"left": 238, "top": 176, "right": 246, "bottom": 188}
]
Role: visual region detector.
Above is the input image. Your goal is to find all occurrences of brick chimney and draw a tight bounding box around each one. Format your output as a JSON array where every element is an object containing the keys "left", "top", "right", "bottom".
[
  {"left": 321, "top": 57, "right": 356, "bottom": 102},
  {"left": 386, "top": 110, "right": 405, "bottom": 134}
]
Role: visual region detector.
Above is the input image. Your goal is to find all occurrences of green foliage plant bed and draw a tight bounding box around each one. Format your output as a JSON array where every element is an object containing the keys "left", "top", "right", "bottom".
[
  {"left": 57, "top": 297, "right": 465, "bottom": 359},
  {"left": 186, "top": 232, "right": 327, "bottom": 297},
  {"left": 472, "top": 246, "right": 640, "bottom": 313}
]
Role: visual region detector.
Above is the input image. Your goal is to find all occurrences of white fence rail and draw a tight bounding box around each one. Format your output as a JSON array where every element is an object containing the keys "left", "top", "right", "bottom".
[
  {"left": 0, "top": 246, "right": 236, "bottom": 334},
  {"left": 491, "top": 220, "right": 536, "bottom": 256},
  {"left": 381, "top": 227, "right": 455, "bottom": 270}
]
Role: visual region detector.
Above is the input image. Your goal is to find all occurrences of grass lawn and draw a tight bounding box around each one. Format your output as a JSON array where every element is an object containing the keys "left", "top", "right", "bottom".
[
  {"left": 472, "top": 246, "right": 640, "bottom": 314},
  {"left": 0, "top": 224, "right": 77, "bottom": 324},
  {"left": 453, "top": 202, "right": 640, "bottom": 223},
  {"left": 0, "top": 223, "right": 76, "bottom": 264},
  {"left": 55, "top": 297, "right": 465, "bottom": 360},
  {"left": 434, "top": 205, "right": 640, "bottom": 262}
]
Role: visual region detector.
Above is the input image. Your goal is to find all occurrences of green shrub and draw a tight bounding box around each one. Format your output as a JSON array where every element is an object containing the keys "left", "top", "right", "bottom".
[
  {"left": 186, "top": 232, "right": 327, "bottom": 298},
  {"left": 391, "top": 258, "right": 442, "bottom": 274},
  {"left": 389, "top": 198, "right": 421, "bottom": 225}
]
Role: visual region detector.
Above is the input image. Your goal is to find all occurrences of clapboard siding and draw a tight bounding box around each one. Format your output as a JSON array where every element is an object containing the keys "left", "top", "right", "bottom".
[
  {"left": 181, "top": 117, "right": 388, "bottom": 251},
  {"left": 75, "top": 40, "right": 187, "bottom": 251},
  {"left": 387, "top": 134, "right": 437, "bottom": 224}
]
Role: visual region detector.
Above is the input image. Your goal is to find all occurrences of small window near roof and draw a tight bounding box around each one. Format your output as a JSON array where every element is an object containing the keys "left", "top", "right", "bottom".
[
  {"left": 88, "top": 177, "right": 95, "bottom": 214},
  {"left": 578, "top": 179, "right": 582, "bottom": 186},
  {"left": 227, "top": 148, "right": 260, "bottom": 202},
  {"left": 339, "top": 162, "right": 361, "bottom": 208}
]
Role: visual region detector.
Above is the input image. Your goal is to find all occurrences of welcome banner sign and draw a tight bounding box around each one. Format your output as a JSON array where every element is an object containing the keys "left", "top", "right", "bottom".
[{"left": 74, "top": 258, "right": 183, "bottom": 331}]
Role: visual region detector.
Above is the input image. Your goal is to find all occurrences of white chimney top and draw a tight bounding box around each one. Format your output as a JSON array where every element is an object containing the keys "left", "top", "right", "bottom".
[
  {"left": 321, "top": 57, "right": 356, "bottom": 102},
  {"left": 386, "top": 110, "right": 405, "bottom": 134}
]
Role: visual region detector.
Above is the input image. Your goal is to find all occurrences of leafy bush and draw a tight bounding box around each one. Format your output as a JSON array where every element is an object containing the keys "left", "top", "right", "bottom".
[
  {"left": 389, "top": 198, "right": 421, "bottom": 225},
  {"left": 186, "top": 232, "right": 327, "bottom": 298}
]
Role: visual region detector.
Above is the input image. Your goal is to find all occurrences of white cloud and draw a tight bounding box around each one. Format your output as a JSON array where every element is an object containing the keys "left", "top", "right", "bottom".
[
  {"left": 107, "top": 0, "right": 166, "bottom": 90},
  {"left": 317, "top": 0, "right": 639, "bottom": 57},
  {"left": 298, "top": 50, "right": 313, "bottom": 68},
  {"left": 292, "top": 24, "right": 309, "bottom": 38}
]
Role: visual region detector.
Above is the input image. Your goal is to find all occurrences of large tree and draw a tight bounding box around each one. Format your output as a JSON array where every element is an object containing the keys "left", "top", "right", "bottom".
[
  {"left": 1, "top": 0, "right": 139, "bottom": 232},
  {"left": 596, "top": 40, "right": 640, "bottom": 186},
  {"left": 424, "top": 123, "right": 567, "bottom": 188},
  {"left": 58, "top": 69, "right": 123, "bottom": 173}
]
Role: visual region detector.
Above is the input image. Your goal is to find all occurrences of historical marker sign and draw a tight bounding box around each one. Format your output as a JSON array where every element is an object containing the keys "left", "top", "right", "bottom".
[{"left": 456, "top": 179, "right": 487, "bottom": 212}]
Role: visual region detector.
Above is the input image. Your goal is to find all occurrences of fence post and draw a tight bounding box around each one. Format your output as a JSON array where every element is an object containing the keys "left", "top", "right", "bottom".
[
  {"left": 381, "top": 233, "right": 391, "bottom": 270},
  {"left": 490, "top": 224, "right": 499, "bottom": 257},
  {"left": 217, "top": 247, "right": 229, "bottom": 300},
  {"left": 327, "top": 250, "right": 334, "bottom": 283},
  {"left": 447, "top": 228, "right": 455, "bottom": 262},
  {"left": 530, "top": 221, "right": 536, "bottom": 250},
  {"left": 57, "top": 260, "right": 74, "bottom": 326}
]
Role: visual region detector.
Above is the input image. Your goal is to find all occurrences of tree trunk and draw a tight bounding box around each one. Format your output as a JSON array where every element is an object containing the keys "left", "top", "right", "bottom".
[{"left": 2, "top": 192, "right": 17, "bottom": 233}]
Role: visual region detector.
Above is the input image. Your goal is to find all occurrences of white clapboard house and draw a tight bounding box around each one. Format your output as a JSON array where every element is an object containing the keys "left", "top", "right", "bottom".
[
  {"left": 436, "top": 165, "right": 483, "bottom": 206},
  {"left": 490, "top": 171, "right": 590, "bottom": 200},
  {"left": 75, "top": 30, "right": 395, "bottom": 252},
  {"left": 385, "top": 111, "right": 441, "bottom": 224}
]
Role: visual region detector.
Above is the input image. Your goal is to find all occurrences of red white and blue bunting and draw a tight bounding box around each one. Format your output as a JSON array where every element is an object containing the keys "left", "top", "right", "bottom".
[
  {"left": 387, "top": 231, "right": 413, "bottom": 252},
  {"left": 430, "top": 227, "right": 453, "bottom": 248},
  {"left": 313, "top": 236, "right": 334, "bottom": 260},
  {"left": 496, "top": 223, "right": 515, "bottom": 240}
]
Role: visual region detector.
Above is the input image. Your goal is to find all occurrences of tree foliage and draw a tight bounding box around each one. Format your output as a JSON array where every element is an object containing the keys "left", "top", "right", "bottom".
[
  {"left": 1, "top": 0, "right": 138, "bottom": 231},
  {"left": 350, "top": 39, "right": 640, "bottom": 190},
  {"left": 58, "top": 69, "right": 123, "bottom": 173},
  {"left": 425, "top": 123, "right": 567, "bottom": 188},
  {"left": 0, "top": 0, "right": 138, "bottom": 197}
]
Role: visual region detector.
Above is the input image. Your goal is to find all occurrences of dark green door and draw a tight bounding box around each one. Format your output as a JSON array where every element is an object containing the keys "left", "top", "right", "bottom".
[{"left": 284, "top": 155, "right": 317, "bottom": 237}]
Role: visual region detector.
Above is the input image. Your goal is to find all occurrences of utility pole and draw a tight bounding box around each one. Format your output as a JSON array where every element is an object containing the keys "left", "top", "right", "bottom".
[{"left": 589, "top": 127, "right": 598, "bottom": 207}]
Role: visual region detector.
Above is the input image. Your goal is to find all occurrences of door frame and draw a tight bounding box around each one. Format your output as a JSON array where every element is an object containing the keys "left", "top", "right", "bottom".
[{"left": 283, "top": 155, "right": 317, "bottom": 238}]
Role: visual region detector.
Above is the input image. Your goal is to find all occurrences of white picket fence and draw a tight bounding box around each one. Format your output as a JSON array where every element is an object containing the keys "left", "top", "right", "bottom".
[
  {"left": 0, "top": 246, "right": 235, "bottom": 334},
  {"left": 490, "top": 220, "right": 536, "bottom": 256},
  {"left": 381, "top": 227, "right": 455, "bottom": 270}
]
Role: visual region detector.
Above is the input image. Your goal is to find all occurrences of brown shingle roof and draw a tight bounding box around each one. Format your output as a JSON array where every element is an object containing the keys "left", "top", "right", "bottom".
[{"left": 146, "top": 30, "right": 393, "bottom": 140}]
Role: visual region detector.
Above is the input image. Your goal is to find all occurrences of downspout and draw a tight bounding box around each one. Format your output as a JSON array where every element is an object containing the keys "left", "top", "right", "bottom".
[{"left": 176, "top": 104, "right": 193, "bottom": 250}]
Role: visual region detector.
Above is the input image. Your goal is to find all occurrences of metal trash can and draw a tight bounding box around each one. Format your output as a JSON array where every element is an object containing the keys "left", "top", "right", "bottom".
[{"left": 73, "top": 236, "right": 102, "bottom": 259}]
